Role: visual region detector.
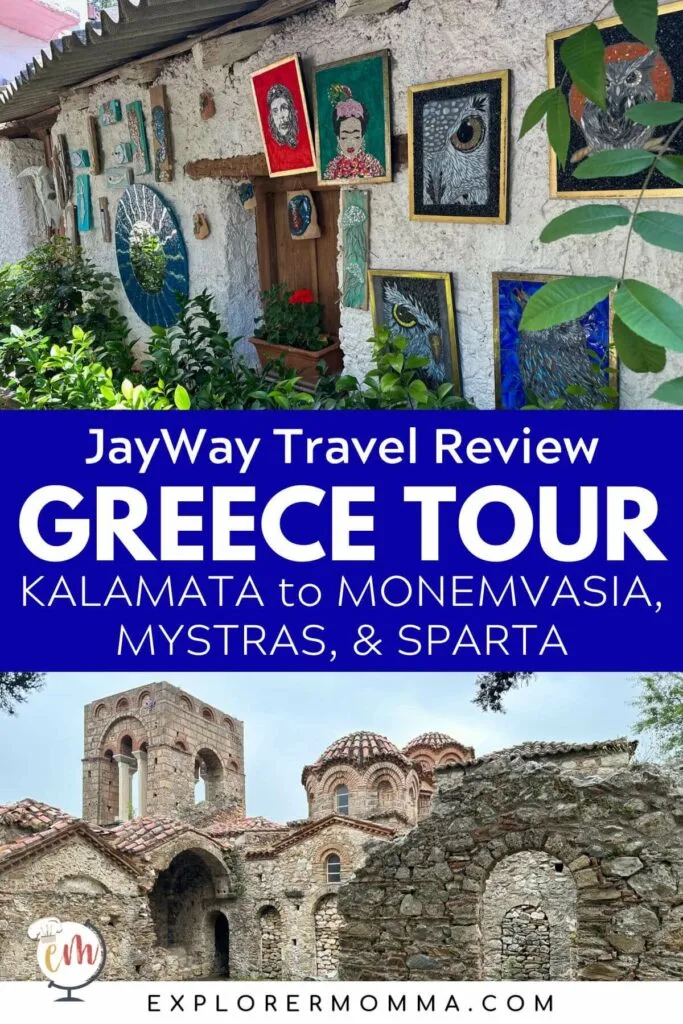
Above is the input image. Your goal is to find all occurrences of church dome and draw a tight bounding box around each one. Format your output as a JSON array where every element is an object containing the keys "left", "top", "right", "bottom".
[
  {"left": 314, "top": 731, "right": 408, "bottom": 769},
  {"left": 403, "top": 732, "right": 460, "bottom": 752}
]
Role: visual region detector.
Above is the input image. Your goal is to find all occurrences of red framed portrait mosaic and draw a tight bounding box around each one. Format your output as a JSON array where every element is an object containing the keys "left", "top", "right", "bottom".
[{"left": 250, "top": 55, "right": 317, "bottom": 177}]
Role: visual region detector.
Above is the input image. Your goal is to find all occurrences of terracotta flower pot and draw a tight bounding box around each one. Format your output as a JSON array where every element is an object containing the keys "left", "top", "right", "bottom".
[{"left": 250, "top": 336, "right": 343, "bottom": 385}]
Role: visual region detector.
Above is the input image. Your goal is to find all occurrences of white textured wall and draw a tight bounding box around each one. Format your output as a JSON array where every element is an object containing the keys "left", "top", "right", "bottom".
[
  {"left": 51, "top": 0, "right": 683, "bottom": 407},
  {"left": 0, "top": 137, "right": 49, "bottom": 266}
]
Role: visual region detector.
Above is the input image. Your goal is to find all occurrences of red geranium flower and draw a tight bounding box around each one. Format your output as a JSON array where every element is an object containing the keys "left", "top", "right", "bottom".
[{"left": 289, "top": 289, "right": 314, "bottom": 305}]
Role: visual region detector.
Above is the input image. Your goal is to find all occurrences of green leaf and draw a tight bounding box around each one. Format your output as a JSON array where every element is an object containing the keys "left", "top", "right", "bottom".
[
  {"left": 404, "top": 355, "right": 429, "bottom": 369},
  {"left": 657, "top": 155, "right": 683, "bottom": 185},
  {"left": 174, "top": 384, "right": 191, "bottom": 410},
  {"left": 547, "top": 89, "right": 571, "bottom": 168},
  {"left": 540, "top": 204, "right": 630, "bottom": 243},
  {"left": 560, "top": 24, "right": 606, "bottom": 110},
  {"left": 633, "top": 211, "right": 683, "bottom": 252},
  {"left": 613, "top": 0, "right": 659, "bottom": 50},
  {"left": 519, "top": 88, "right": 560, "bottom": 139},
  {"left": 573, "top": 148, "right": 655, "bottom": 178},
  {"left": 613, "top": 315, "right": 666, "bottom": 373},
  {"left": 651, "top": 376, "right": 683, "bottom": 405},
  {"left": 380, "top": 371, "right": 399, "bottom": 392},
  {"left": 408, "top": 379, "right": 430, "bottom": 403},
  {"left": 613, "top": 280, "right": 683, "bottom": 352},
  {"left": 519, "top": 276, "right": 617, "bottom": 331},
  {"left": 625, "top": 101, "right": 683, "bottom": 126}
]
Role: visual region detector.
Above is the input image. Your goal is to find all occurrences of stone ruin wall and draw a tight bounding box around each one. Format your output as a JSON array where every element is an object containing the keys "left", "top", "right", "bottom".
[{"left": 338, "top": 756, "right": 683, "bottom": 982}]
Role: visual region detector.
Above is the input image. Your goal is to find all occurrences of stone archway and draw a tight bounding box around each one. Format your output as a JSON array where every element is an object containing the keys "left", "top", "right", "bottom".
[
  {"left": 481, "top": 851, "right": 576, "bottom": 980},
  {"left": 149, "top": 847, "right": 232, "bottom": 976},
  {"left": 259, "top": 906, "right": 283, "bottom": 979},
  {"left": 315, "top": 894, "right": 343, "bottom": 978}
]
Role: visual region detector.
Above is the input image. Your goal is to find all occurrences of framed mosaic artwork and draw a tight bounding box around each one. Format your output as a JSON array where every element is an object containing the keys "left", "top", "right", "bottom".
[
  {"left": 250, "top": 55, "right": 317, "bottom": 177},
  {"left": 493, "top": 272, "right": 618, "bottom": 410},
  {"left": 312, "top": 50, "right": 392, "bottom": 186},
  {"left": 408, "top": 70, "right": 510, "bottom": 223},
  {"left": 368, "top": 269, "right": 461, "bottom": 392},
  {"left": 548, "top": 1, "right": 683, "bottom": 198}
]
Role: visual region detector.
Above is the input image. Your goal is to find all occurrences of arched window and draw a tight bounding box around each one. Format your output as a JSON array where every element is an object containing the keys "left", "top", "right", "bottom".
[
  {"left": 334, "top": 785, "right": 349, "bottom": 815},
  {"left": 377, "top": 780, "right": 393, "bottom": 808},
  {"left": 326, "top": 853, "right": 342, "bottom": 883}
]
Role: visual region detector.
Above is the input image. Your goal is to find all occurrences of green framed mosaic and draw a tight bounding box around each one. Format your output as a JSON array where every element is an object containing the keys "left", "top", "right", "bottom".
[{"left": 312, "top": 49, "right": 392, "bottom": 186}]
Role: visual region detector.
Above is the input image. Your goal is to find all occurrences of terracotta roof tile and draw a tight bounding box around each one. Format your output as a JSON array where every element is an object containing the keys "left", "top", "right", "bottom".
[
  {"left": 107, "top": 816, "right": 189, "bottom": 853},
  {"left": 200, "top": 812, "right": 288, "bottom": 837},
  {"left": 403, "top": 732, "right": 473, "bottom": 754},
  {"left": 314, "top": 731, "right": 408, "bottom": 769},
  {"left": 0, "top": 798, "right": 75, "bottom": 831}
]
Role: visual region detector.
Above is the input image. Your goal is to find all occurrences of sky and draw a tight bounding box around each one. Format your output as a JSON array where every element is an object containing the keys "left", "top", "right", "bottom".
[{"left": 0, "top": 671, "right": 646, "bottom": 823}]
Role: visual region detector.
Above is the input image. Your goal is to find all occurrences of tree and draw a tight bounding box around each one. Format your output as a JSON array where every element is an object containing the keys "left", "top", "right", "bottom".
[
  {"left": 473, "top": 671, "right": 535, "bottom": 713},
  {"left": 0, "top": 672, "right": 45, "bottom": 715},
  {"left": 633, "top": 673, "right": 683, "bottom": 759}
]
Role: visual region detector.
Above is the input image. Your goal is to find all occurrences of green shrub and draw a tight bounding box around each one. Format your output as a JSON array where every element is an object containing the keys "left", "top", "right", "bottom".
[
  {"left": 4, "top": 325, "right": 184, "bottom": 410},
  {"left": 314, "top": 326, "right": 475, "bottom": 410},
  {"left": 142, "top": 291, "right": 314, "bottom": 409},
  {"left": 0, "top": 237, "right": 135, "bottom": 387}
]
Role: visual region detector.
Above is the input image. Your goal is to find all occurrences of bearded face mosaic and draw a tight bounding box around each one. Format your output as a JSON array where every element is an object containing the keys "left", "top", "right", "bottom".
[
  {"left": 408, "top": 70, "right": 510, "bottom": 223},
  {"left": 493, "top": 273, "right": 618, "bottom": 410},
  {"left": 369, "top": 270, "right": 461, "bottom": 392},
  {"left": 548, "top": 1, "right": 683, "bottom": 198},
  {"left": 313, "top": 50, "right": 392, "bottom": 186},
  {"left": 250, "top": 55, "right": 317, "bottom": 177}
]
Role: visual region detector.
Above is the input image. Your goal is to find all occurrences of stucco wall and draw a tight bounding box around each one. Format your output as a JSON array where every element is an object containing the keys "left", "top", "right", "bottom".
[
  {"left": 46, "top": 0, "right": 683, "bottom": 406},
  {"left": 0, "top": 137, "right": 48, "bottom": 266}
]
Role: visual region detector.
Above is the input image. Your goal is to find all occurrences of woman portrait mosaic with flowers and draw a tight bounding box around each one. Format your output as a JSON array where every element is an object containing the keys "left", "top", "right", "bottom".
[{"left": 313, "top": 50, "right": 392, "bottom": 186}]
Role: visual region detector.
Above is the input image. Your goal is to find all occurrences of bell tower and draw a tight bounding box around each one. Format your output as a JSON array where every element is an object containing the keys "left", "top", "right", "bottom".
[{"left": 82, "top": 681, "right": 245, "bottom": 825}]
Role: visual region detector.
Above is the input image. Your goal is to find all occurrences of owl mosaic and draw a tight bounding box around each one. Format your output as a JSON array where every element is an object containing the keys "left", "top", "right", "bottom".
[
  {"left": 569, "top": 43, "right": 674, "bottom": 164},
  {"left": 421, "top": 93, "right": 491, "bottom": 206},
  {"left": 409, "top": 72, "right": 509, "bottom": 222},
  {"left": 371, "top": 274, "right": 460, "bottom": 390},
  {"left": 514, "top": 288, "right": 605, "bottom": 409}
]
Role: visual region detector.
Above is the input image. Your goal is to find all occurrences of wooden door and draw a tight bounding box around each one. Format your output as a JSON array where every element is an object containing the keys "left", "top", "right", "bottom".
[{"left": 254, "top": 174, "right": 340, "bottom": 339}]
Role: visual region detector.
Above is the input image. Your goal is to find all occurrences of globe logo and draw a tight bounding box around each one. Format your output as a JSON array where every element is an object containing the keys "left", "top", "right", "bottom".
[{"left": 28, "top": 917, "right": 106, "bottom": 1001}]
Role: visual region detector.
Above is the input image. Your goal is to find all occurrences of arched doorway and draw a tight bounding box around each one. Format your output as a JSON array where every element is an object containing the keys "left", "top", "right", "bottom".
[
  {"left": 149, "top": 848, "right": 231, "bottom": 977},
  {"left": 501, "top": 905, "right": 551, "bottom": 979},
  {"left": 212, "top": 912, "right": 230, "bottom": 978},
  {"left": 481, "top": 851, "right": 576, "bottom": 980}
]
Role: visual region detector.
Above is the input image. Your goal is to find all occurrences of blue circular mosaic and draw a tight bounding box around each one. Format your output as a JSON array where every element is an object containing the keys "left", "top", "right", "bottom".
[{"left": 115, "top": 184, "right": 188, "bottom": 327}]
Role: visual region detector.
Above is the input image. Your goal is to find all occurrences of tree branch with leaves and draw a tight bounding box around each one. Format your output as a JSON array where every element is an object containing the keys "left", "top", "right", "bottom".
[
  {"left": 520, "top": 0, "right": 683, "bottom": 403},
  {"left": 0, "top": 672, "right": 45, "bottom": 715}
]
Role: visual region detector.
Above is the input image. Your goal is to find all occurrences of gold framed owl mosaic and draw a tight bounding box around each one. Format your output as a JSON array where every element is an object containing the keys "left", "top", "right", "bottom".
[
  {"left": 368, "top": 270, "right": 462, "bottom": 393},
  {"left": 547, "top": 0, "right": 683, "bottom": 199}
]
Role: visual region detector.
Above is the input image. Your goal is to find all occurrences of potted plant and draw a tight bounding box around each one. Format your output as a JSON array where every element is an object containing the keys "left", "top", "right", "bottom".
[{"left": 250, "top": 284, "right": 343, "bottom": 384}]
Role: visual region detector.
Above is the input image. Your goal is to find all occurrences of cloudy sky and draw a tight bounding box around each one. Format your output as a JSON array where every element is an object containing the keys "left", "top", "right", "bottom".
[{"left": 0, "top": 671, "right": 646, "bottom": 823}]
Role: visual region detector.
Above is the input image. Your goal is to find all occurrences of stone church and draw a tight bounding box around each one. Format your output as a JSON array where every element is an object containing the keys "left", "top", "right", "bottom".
[{"left": 1, "top": 679, "right": 682, "bottom": 982}]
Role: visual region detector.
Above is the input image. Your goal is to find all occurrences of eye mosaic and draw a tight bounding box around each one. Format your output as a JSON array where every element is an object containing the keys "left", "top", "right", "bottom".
[
  {"left": 369, "top": 270, "right": 461, "bottom": 392},
  {"left": 408, "top": 71, "right": 510, "bottom": 223}
]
